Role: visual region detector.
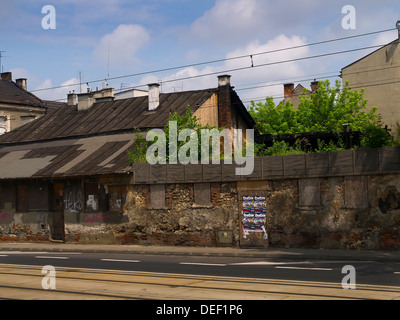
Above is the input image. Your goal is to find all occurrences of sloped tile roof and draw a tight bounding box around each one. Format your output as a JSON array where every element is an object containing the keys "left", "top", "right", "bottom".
[{"left": 0, "top": 79, "right": 45, "bottom": 107}]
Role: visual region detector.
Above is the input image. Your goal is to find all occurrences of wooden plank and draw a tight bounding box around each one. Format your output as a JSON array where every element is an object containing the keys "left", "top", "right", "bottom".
[
  {"left": 284, "top": 154, "right": 306, "bottom": 178},
  {"left": 185, "top": 164, "right": 203, "bottom": 183},
  {"left": 380, "top": 147, "right": 400, "bottom": 173},
  {"left": 167, "top": 164, "right": 185, "bottom": 183},
  {"left": 221, "top": 163, "right": 238, "bottom": 182},
  {"left": 329, "top": 150, "right": 354, "bottom": 175},
  {"left": 150, "top": 164, "right": 167, "bottom": 184},
  {"left": 240, "top": 157, "right": 262, "bottom": 181},
  {"left": 202, "top": 164, "right": 222, "bottom": 182},
  {"left": 354, "top": 149, "right": 380, "bottom": 174},
  {"left": 306, "top": 153, "right": 329, "bottom": 176},
  {"left": 134, "top": 163, "right": 150, "bottom": 184},
  {"left": 262, "top": 156, "right": 284, "bottom": 179}
]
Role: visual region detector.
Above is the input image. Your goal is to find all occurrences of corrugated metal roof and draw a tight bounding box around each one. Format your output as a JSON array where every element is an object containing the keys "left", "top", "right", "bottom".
[
  {"left": 0, "top": 85, "right": 255, "bottom": 180},
  {"left": 0, "top": 133, "right": 135, "bottom": 179},
  {"left": 0, "top": 89, "right": 217, "bottom": 145}
]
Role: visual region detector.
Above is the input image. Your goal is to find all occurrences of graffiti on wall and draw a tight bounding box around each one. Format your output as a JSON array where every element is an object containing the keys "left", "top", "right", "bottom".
[
  {"left": 64, "top": 190, "right": 83, "bottom": 213},
  {"left": 242, "top": 196, "right": 267, "bottom": 240},
  {"left": 83, "top": 213, "right": 110, "bottom": 224},
  {"left": 86, "top": 195, "right": 98, "bottom": 211}
]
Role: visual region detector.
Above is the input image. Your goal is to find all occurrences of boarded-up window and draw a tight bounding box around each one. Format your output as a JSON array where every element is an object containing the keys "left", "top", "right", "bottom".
[
  {"left": 85, "top": 182, "right": 99, "bottom": 212},
  {"left": 298, "top": 179, "right": 321, "bottom": 207},
  {"left": 16, "top": 184, "right": 29, "bottom": 212},
  {"left": 150, "top": 185, "right": 165, "bottom": 209},
  {"left": 108, "top": 185, "right": 126, "bottom": 212},
  {"left": 20, "top": 116, "right": 36, "bottom": 126},
  {"left": 64, "top": 180, "right": 84, "bottom": 214},
  {"left": 28, "top": 181, "right": 49, "bottom": 211},
  {"left": 194, "top": 183, "right": 211, "bottom": 206}
]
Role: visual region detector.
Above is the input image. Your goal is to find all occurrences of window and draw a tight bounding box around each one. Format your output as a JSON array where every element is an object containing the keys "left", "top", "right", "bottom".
[
  {"left": 84, "top": 182, "right": 99, "bottom": 212},
  {"left": 16, "top": 184, "right": 29, "bottom": 212},
  {"left": 16, "top": 182, "right": 49, "bottom": 212},
  {"left": 0, "top": 117, "right": 7, "bottom": 135},
  {"left": 107, "top": 185, "right": 126, "bottom": 212},
  {"left": 20, "top": 116, "right": 36, "bottom": 126}
]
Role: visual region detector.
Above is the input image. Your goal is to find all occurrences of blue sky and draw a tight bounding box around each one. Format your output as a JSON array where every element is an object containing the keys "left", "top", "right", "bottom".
[{"left": 1, "top": 0, "right": 400, "bottom": 105}]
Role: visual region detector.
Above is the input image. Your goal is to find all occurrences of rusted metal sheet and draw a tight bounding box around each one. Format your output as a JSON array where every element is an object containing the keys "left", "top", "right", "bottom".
[{"left": 0, "top": 134, "right": 135, "bottom": 179}]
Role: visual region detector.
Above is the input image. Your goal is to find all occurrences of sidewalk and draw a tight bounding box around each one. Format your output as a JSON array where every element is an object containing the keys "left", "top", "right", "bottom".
[{"left": 0, "top": 242, "right": 400, "bottom": 262}]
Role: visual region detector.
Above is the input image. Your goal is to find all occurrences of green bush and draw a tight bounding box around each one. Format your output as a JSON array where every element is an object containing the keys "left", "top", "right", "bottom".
[{"left": 250, "top": 80, "right": 392, "bottom": 152}]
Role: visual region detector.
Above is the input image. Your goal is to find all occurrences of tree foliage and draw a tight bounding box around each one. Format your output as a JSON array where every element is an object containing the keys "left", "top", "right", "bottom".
[
  {"left": 128, "top": 107, "right": 217, "bottom": 165},
  {"left": 249, "top": 80, "right": 391, "bottom": 149}
]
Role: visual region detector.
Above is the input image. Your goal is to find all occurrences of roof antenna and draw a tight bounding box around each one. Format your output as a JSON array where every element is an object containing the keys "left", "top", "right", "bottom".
[
  {"left": 107, "top": 41, "right": 110, "bottom": 79},
  {"left": 0, "top": 51, "right": 8, "bottom": 73},
  {"left": 79, "top": 71, "right": 82, "bottom": 94}
]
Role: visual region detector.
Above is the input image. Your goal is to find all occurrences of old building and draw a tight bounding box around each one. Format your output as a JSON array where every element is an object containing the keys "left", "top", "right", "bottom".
[
  {"left": 282, "top": 81, "right": 319, "bottom": 109},
  {"left": 0, "top": 72, "right": 48, "bottom": 134},
  {"left": 341, "top": 28, "right": 400, "bottom": 128},
  {"left": 0, "top": 75, "right": 255, "bottom": 243}
]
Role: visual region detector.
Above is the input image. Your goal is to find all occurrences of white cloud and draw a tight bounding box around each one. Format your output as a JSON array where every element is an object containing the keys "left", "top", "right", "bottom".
[
  {"left": 187, "top": 0, "right": 326, "bottom": 48},
  {"left": 372, "top": 31, "right": 398, "bottom": 47},
  {"left": 190, "top": 0, "right": 265, "bottom": 46},
  {"left": 134, "top": 34, "right": 311, "bottom": 106},
  {"left": 33, "top": 78, "right": 84, "bottom": 102},
  {"left": 93, "top": 24, "right": 150, "bottom": 66}
]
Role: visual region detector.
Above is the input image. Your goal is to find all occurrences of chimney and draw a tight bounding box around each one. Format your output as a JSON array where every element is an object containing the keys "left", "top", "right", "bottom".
[
  {"left": 76, "top": 87, "right": 115, "bottom": 111},
  {"left": 218, "top": 74, "right": 231, "bottom": 87},
  {"left": 16, "top": 78, "right": 27, "bottom": 91},
  {"left": 284, "top": 83, "right": 294, "bottom": 100},
  {"left": 396, "top": 20, "right": 400, "bottom": 39},
  {"left": 217, "top": 75, "right": 232, "bottom": 129},
  {"left": 1, "top": 72, "right": 12, "bottom": 81},
  {"left": 148, "top": 83, "right": 160, "bottom": 111},
  {"left": 67, "top": 92, "right": 77, "bottom": 106},
  {"left": 310, "top": 80, "right": 319, "bottom": 93},
  {"left": 93, "top": 87, "right": 115, "bottom": 103},
  {"left": 77, "top": 92, "right": 95, "bottom": 111}
]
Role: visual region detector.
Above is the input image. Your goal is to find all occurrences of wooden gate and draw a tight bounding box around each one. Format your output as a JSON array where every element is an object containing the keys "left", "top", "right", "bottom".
[{"left": 51, "top": 183, "right": 65, "bottom": 242}]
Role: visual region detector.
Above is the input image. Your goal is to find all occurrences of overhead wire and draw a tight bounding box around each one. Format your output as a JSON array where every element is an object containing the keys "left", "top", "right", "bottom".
[{"left": 31, "top": 27, "right": 396, "bottom": 94}]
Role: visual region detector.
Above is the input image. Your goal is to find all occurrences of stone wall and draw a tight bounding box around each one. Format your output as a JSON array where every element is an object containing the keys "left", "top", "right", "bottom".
[
  {"left": 64, "top": 182, "right": 240, "bottom": 247},
  {"left": 0, "top": 212, "right": 51, "bottom": 242},
  {"left": 266, "top": 175, "right": 400, "bottom": 250},
  {"left": 62, "top": 173, "right": 400, "bottom": 250},
  {"left": 2, "top": 148, "right": 400, "bottom": 250}
]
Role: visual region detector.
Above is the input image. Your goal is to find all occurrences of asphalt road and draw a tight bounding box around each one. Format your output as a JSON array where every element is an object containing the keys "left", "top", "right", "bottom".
[{"left": 1, "top": 250, "right": 400, "bottom": 287}]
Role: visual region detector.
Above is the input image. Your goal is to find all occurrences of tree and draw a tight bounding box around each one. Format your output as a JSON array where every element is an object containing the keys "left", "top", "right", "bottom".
[
  {"left": 249, "top": 80, "right": 391, "bottom": 149},
  {"left": 128, "top": 107, "right": 217, "bottom": 165}
]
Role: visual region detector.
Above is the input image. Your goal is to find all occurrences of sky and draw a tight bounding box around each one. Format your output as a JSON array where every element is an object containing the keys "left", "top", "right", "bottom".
[{"left": 1, "top": 0, "right": 400, "bottom": 106}]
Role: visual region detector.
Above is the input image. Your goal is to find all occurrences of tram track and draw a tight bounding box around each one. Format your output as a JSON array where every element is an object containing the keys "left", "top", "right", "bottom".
[{"left": 0, "top": 263, "right": 400, "bottom": 300}]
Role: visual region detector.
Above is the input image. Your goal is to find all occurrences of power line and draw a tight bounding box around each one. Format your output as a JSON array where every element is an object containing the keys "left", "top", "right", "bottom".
[
  {"left": 31, "top": 27, "right": 396, "bottom": 94},
  {"left": 107, "top": 43, "right": 388, "bottom": 91},
  {"left": 235, "top": 73, "right": 340, "bottom": 92}
]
